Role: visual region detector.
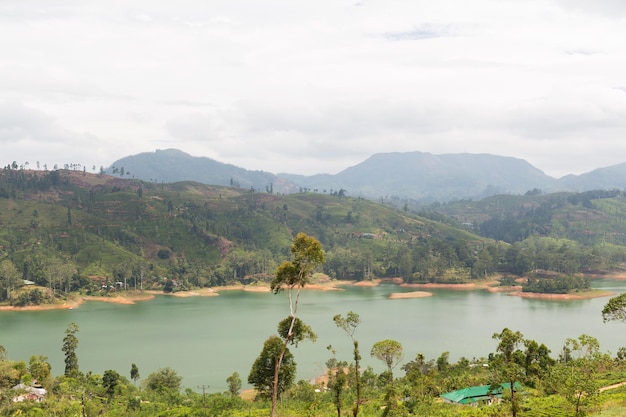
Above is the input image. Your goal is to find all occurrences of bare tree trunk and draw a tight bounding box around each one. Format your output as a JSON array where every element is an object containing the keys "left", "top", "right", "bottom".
[
  {"left": 353, "top": 340, "right": 361, "bottom": 417},
  {"left": 271, "top": 286, "right": 302, "bottom": 417}
]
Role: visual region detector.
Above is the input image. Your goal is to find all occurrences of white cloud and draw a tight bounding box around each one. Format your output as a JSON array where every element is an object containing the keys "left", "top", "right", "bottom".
[{"left": 1, "top": 0, "right": 626, "bottom": 177}]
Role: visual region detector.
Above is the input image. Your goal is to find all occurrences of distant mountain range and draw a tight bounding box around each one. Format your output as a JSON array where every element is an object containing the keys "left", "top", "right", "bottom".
[{"left": 108, "top": 149, "right": 626, "bottom": 203}]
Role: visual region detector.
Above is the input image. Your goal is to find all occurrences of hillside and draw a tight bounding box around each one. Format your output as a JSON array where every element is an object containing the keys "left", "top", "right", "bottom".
[
  {"left": 435, "top": 189, "right": 626, "bottom": 247},
  {"left": 0, "top": 168, "right": 496, "bottom": 302},
  {"left": 2, "top": 168, "right": 626, "bottom": 307}
]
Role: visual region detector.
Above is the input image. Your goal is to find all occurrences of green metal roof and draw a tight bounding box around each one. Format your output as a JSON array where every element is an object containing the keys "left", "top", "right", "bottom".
[{"left": 441, "top": 382, "right": 521, "bottom": 404}]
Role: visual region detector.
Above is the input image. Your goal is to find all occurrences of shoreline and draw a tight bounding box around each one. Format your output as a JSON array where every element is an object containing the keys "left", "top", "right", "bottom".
[
  {"left": 0, "top": 292, "right": 157, "bottom": 312},
  {"left": 507, "top": 289, "right": 614, "bottom": 300},
  {"left": 0, "top": 276, "right": 618, "bottom": 311}
]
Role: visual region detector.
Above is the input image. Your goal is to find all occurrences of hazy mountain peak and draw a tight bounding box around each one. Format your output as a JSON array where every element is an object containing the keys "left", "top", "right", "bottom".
[{"left": 109, "top": 149, "right": 626, "bottom": 203}]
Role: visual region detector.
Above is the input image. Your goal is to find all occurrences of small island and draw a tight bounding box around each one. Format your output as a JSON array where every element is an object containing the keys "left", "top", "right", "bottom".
[{"left": 388, "top": 291, "right": 432, "bottom": 299}]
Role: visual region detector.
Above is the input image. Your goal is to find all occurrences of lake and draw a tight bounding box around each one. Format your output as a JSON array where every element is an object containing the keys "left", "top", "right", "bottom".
[{"left": 2, "top": 280, "right": 626, "bottom": 392}]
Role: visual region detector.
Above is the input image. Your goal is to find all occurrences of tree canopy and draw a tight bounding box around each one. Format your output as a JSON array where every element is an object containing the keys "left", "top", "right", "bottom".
[
  {"left": 370, "top": 339, "right": 403, "bottom": 379},
  {"left": 248, "top": 336, "right": 296, "bottom": 400},
  {"left": 145, "top": 367, "right": 182, "bottom": 393},
  {"left": 602, "top": 292, "right": 626, "bottom": 323}
]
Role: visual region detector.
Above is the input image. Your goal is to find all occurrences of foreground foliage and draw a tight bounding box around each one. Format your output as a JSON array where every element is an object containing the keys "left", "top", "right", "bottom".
[{"left": 3, "top": 322, "right": 626, "bottom": 416}]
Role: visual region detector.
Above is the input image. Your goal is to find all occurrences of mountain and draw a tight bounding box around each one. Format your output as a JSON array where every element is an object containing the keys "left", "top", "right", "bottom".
[
  {"left": 109, "top": 149, "right": 626, "bottom": 204},
  {"left": 107, "top": 149, "right": 298, "bottom": 194},
  {"left": 556, "top": 163, "right": 626, "bottom": 191},
  {"left": 280, "top": 152, "right": 557, "bottom": 202}
]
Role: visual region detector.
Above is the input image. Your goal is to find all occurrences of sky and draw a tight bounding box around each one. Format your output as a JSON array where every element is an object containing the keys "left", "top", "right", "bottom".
[{"left": 2, "top": 0, "right": 626, "bottom": 178}]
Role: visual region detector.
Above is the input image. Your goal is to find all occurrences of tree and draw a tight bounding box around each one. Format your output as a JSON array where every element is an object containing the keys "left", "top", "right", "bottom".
[
  {"left": 401, "top": 353, "right": 436, "bottom": 401},
  {"left": 46, "top": 257, "right": 75, "bottom": 296},
  {"left": 268, "top": 232, "right": 324, "bottom": 416},
  {"left": 436, "top": 351, "right": 450, "bottom": 373},
  {"left": 248, "top": 336, "right": 296, "bottom": 400},
  {"left": 0, "top": 359, "right": 20, "bottom": 389},
  {"left": 0, "top": 259, "right": 20, "bottom": 303},
  {"left": 334, "top": 311, "right": 362, "bottom": 417},
  {"left": 522, "top": 338, "right": 554, "bottom": 386},
  {"left": 370, "top": 339, "right": 403, "bottom": 380},
  {"left": 549, "top": 335, "right": 603, "bottom": 416},
  {"left": 226, "top": 371, "right": 242, "bottom": 396},
  {"left": 326, "top": 345, "right": 347, "bottom": 417},
  {"left": 62, "top": 322, "right": 80, "bottom": 378},
  {"left": 491, "top": 328, "right": 524, "bottom": 417},
  {"left": 145, "top": 367, "right": 182, "bottom": 393},
  {"left": 602, "top": 292, "right": 626, "bottom": 323},
  {"left": 102, "top": 369, "right": 120, "bottom": 397},
  {"left": 29, "top": 355, "right": 51, "bottom": 385},
  {"left": 130, "top": 363, "right": 140, "bottom": 385}
]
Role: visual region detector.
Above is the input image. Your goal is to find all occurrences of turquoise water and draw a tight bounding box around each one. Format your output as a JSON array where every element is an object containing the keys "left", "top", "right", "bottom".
[{"left": 2, "top": 281, "right": 625, "bottom": 392}]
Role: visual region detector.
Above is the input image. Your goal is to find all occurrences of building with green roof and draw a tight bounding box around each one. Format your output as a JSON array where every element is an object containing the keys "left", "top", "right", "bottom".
[{"left": 440, "top": 382, "right": 522, "bottom": 406}]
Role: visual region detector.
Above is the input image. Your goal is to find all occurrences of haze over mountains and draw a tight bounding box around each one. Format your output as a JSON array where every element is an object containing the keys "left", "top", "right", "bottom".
[{"left": 108, "top": 149, "right": 626, "bottom": 204}]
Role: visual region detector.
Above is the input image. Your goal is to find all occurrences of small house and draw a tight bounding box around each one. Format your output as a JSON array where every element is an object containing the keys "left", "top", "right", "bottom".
[{"left": 440, "top": 382, "right": 521, "bottom": 406}]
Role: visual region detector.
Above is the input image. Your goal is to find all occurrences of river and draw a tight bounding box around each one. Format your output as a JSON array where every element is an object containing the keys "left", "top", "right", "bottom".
[{"left": 1, "top": 280, "right": 625, "bottom": 392}]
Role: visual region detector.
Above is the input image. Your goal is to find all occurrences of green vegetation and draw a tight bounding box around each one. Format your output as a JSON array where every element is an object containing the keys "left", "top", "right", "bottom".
[
  {"left": 258, "top": 232, "right": 324, "bottom": 416},
  {"left": 0, "top": 168, "right": 498, "bottom": 305},
  {"left": 523, "top": 272, "right": 591, "bottom": 294},
  {"left": 3, "top": 168, "right": 626, "bottom": 308},
  {"left": 62, "top": 323, "right": 80, "bottom": 378},
  {"left": 5, "top": 168, "right": 626, "bottom": 414}
]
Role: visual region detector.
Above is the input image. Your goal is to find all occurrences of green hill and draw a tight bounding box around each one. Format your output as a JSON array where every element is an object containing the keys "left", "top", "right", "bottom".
[
  {"left": 435, "top": 189, "right": 626, "bottom": 247},
  {"left": 2, "top": 168, "right": 626, "bottom": 305},
  {"left": 0, "top": 168, "right": 497, "bottom": 303}
]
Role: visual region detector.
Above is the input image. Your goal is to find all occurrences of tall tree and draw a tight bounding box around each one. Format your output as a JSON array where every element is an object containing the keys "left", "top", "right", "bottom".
[
  {"left": 326, "top": 345, "right": 347, "bottom": 417},
  {"left": 370, "top": 339, "right": 403, "bottom": 380},
  {"left": 62, "top": 322, "right": 80, "bottom": 378},
  {"left": 334, "top": 311, "right": 363, "bottom": 417},
  {"left": 0, "top": 259, "right": 20, "bottom": 303},
  {"left": 46, "top": 257, "right": 75, "bottom": 296},
  {"left": 268, "top": 232, "right": 324, "bottom": 417},
  {"left": 491, "top": 328, "right": 524, "bottom": 417},
  {"left": 130, "top": 363, "right": 140, "bottom": 385},
  {"left": 226, "top": 371, "right": 242, "bottom": 396}
]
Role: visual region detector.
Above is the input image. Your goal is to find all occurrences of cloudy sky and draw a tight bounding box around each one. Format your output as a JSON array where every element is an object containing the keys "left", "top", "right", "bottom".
[{"left": 2, "top": 0, "right": 626, "bottom": 178}]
